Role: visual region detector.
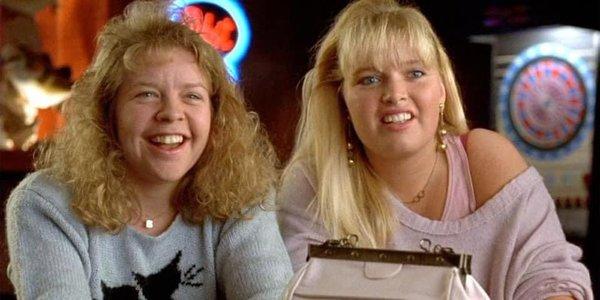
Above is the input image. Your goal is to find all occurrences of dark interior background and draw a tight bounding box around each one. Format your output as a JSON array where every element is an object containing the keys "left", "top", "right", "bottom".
[
  {"left": 1, "top": 0, "right": 599, "bottom": 298},
  {"left": 242, "top": 0, "right": 599, "bottom": 160}
]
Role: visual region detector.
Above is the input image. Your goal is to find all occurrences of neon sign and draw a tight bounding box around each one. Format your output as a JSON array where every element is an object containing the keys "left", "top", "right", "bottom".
[{"left": 170, "top": 0, "right": 251, "bottom": 80}]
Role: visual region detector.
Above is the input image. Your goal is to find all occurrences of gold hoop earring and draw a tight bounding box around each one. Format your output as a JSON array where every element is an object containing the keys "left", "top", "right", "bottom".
[{"left": 437, "top": 102, "right": 447, "bottom": 151}]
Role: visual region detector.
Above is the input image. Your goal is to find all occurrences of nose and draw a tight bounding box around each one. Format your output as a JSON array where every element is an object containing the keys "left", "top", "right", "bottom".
[
  {"left": 155, "top": 96, "right": 185, "bottom": 122},
  {"left": 382, "top": 78, "right": 408, "bottom": 104}
]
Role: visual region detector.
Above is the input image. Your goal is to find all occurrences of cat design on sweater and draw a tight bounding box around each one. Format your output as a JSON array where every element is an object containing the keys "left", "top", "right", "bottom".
[{"left": 101, "top": 251, "right": 204, "bottom": 299}]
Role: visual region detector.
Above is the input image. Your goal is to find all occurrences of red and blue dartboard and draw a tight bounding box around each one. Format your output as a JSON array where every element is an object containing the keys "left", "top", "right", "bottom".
[{"left": 500, "top": 43, "right": 595, "bottom": 160}]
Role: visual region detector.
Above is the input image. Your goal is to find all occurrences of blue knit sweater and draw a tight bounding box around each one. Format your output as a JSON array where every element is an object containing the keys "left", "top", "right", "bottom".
[{"left": 6, "top": 171, "right": 293, "bottom": 299}]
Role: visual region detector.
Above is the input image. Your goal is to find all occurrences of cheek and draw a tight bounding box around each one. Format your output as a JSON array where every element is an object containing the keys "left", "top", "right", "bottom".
[
  {"left": 345, "top": 99, "right": 377, "bottom": 145},
  {"left": 191, "top": 108, "right": 212, "bottom": 138},
  {"left": 429, "top": 79, "right": 446, "bottom": 103},
  {"left": 115, "top": 105, "right": 149, "bottom": 145},
  {"left": 430, "top": 83, "right": 446, "bottom": 123},
  {"left": 418, "top": 103, "right": 442, "bottom": 135},
  {"left": 114, "top": 105, "right": 129, "bottom": 144},
  {"left": 344, "top": 92, "right": 377, "bottom": 121},
  {"left": 435, "top": 86, "right": 445, "bottom": 103}
]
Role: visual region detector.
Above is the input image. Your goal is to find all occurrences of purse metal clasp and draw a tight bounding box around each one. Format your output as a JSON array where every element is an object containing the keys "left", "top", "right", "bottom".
[
  {"left": 324, "top": 234, "right": 358, "bottom": 248},
  {"left": 419, "top": 238, "right": 455, "bottom": 255}
]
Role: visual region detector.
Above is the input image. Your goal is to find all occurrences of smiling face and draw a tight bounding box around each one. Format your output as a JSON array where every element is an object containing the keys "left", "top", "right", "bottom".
[
  {"left": 115, "top": 47, "right": 212, "bottom": 190},
  {"left": 342, "top": 44, "right": 446, "bottom": 162}
]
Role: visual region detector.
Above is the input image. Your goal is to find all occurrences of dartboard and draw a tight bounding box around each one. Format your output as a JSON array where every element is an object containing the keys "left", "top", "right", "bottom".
[{"left": 500, "top": 43, "right": 595, "bottom": 160}]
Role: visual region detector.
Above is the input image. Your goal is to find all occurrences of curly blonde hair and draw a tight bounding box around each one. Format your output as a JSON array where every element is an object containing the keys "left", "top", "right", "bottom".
[
  {"left": 284, "top": 0, "right": 469, "bottom": 247},
  {"left": 36, "top": 0, "right": 278, "bottom": 232}
]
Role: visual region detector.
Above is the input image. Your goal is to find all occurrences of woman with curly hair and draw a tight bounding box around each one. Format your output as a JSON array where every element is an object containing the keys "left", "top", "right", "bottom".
[
  {"left": 6, "top": 1, "right": 292, "bottom": 299},
  {"left": 278, "top": 0, "right": 591, "bottom": 298}
]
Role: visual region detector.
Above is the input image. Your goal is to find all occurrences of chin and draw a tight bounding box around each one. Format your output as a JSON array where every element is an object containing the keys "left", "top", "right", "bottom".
[
  {"left": 157, "top": 174, "right": 186, "bottom": 183},
  {"left": 148, "top": 166, "right": 194, "bottom": 184},
  {"left": 163, "top": 169, "right": 192, "bottom": 181}
]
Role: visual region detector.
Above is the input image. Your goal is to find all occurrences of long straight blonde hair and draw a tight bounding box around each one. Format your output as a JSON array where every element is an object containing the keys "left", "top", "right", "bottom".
[{"left": 283, "top": 0, "right": 469, "bottom": 247}]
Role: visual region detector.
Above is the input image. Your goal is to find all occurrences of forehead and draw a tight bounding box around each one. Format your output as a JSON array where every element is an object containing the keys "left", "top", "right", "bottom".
[
  {"left": 337, "top": 13, "right": 438, "bottom": 78},
  {"left": 353, "top": 47, "right": 427, "bottom": 73},
  {"left": 125, "top": 47, "right": 198, "bottom": 72},
  {"left": 120, "top": 47, "right": 210, "bottom": 86}
]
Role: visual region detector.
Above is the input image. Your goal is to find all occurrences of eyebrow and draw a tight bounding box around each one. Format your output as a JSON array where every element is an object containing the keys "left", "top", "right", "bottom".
[
  {"left": 352, "top": 67, "right": 378, "bottom": 76},
  {"left": 180, "top": 82, "right": 209, "bottom": 90},
  {"left": 397, "top": 59, "right": 424, "bottom": 67},
  {"left": 354, "top": 58, "right": 429, "bottom": 74},
  {"left": 129, "top": 81, "right": 209, "bottom": 90}
]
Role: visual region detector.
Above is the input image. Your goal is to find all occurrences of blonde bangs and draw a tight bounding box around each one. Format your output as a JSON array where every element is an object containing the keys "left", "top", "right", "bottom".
[{"left": 338, "top": 8, "right": 438, "bottom": 78}]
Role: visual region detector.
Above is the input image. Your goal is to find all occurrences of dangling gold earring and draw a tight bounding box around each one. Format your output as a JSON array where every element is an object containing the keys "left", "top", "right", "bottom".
[
  {"left": 346, "top": 118, "right": 356, "bottom": 166},
  {"left": 437, "top": 102, "right": 447, "bottom": 151},
  {"left": 347, "top": 141, "right": 355, "bottom": 166}
]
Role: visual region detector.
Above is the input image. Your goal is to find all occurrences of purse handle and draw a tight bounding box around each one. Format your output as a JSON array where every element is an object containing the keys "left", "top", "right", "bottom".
[{"left": 308, "top": 235, "right": 472, "bottom": 277}]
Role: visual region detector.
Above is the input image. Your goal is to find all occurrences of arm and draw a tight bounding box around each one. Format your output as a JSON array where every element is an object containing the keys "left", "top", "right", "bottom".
[
  {"left": 464, "top": 129, "right": 591, "bottom": 299},
  {"left": 6, "top": 180, "right": 92, "bottom": 299},
  {"left": 215, "top": 202, "right": 293, "bottom": 300},
  {"left": 276, "top": 163, "right": 329, "bottom": 272},
  {"left": 510, "top": 179, "right": 591, "bottom": 299}
]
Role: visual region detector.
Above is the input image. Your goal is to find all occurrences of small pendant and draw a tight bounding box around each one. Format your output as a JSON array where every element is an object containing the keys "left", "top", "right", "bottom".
[{"left": 145, "top": 219, "right": 154, "bottom": 229}]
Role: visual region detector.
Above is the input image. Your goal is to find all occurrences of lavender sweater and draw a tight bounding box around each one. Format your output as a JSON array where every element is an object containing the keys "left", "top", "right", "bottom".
[{"left": 278, "top": 143, "right": 592, "bottom": 299}]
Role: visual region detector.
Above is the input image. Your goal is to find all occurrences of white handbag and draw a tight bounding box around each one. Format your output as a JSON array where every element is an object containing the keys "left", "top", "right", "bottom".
[{"left": 285, "top": 236, "right": 490, "bottom": 300}]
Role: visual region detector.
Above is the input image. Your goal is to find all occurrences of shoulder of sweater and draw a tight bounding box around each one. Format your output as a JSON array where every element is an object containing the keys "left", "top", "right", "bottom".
[
  {"left": 7, "top": 170, "right": 83, "bottom": 230},
  {"left": 220, "top": 204, "right": 276, "bottom": 230},
  {"left": 277, "top": 161, "right": 318, "bottom": 217},
  {"left": 280, "top": 159, "right": 317, "bottom": 195},
  {"left": 276, "top": 160, "right": 318, "bottom": 199},
  {"left": 9, "top": 170, "right": 71, "bottom": 204}
]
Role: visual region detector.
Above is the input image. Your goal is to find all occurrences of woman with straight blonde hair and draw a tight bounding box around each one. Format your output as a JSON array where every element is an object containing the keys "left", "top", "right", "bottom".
[
  {"left": 277, "top": 0, "right": 591, "bottom": 298},
  {"left": 6, "top": 1, "right": 292, "bottom": 299}
]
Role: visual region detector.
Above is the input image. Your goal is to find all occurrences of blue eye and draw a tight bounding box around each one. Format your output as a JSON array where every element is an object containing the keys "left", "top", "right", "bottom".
[
  {"left": 359, "top": 75, "right": 381, "bottom": 85},
  {"left": 409, "top": 70, "right": 425, "bottom": 78}
]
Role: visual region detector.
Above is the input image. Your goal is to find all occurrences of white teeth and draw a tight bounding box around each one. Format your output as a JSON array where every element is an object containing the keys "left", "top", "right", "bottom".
[
  {"left": 383, "top": 112, "right": 413, "bottom": 124},
  {"left": 151, "top": 135, "right": 184, "bottom": 145}
]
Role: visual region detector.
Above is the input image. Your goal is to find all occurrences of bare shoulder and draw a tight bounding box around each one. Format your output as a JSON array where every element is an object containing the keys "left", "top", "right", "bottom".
[{"left": 463, "top": 128, "right": 529, "bottom": 207}]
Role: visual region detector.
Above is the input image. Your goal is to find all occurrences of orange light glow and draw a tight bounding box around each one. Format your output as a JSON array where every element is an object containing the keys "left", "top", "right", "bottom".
[
  {"left": 37, "top": 108, "right": 64, "bottom": 140},
  {"left": 184, "top": 6, "right": 236, "bottom": 52}
]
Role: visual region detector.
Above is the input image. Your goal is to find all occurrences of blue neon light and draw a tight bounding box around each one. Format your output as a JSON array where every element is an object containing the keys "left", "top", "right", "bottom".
[{"left": 170, "top": 0, "right": 251, "bottom": 80}]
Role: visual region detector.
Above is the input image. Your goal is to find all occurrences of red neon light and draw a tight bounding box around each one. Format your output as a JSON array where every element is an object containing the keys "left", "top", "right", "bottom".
[{"left": 184, "top": 6, "right": 236, "bottom": 52}]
